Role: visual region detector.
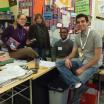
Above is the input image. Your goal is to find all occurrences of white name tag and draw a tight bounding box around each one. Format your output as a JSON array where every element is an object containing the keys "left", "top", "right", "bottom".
[{"left": 58, "top": 47, "right": 62, "bottom": 50}]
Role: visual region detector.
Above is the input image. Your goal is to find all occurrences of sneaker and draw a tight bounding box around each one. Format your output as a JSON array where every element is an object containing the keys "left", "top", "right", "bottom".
[
  {"left": 70, "top": 85, "right": 88, "bottom": 104},
  {"left": 75, "top": 82, "right": 82, "bottom": 88}
]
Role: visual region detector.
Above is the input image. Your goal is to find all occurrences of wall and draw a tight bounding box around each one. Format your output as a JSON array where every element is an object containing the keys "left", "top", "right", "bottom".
[
  {"left": 8, "top": 0, "right": 18, "bottom": 19},
  {"left": 91, "top": 0, "right": 104, "bottom": 36},
  {"left": 10, "top": 5, "right": 18, "bottom": 19},
  {"left": 33, "top": 0, "right": 44, "bottom": 15}
]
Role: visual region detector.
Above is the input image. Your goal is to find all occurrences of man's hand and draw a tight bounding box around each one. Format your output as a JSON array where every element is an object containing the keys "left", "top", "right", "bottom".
[
  {"left": 65, "top": 57, "right": 72, "bottom": 69},
  {"left": 10, "top": 47, "right": 17, "bottom": 51},
  {"left": 10, "top": 43, "right": 17, "bottom": 51},
  {"left": 76, "top": 67, "right": 86, "bottom": 75},
  {"left": 26, "top": 39, "right": 32, "bottom": 45}
]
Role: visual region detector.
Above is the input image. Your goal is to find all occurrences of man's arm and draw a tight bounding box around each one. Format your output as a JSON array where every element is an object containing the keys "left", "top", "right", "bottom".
[
  {"left": 76, "top": 47, "right": 102, "bottom": 75},
  {"left": 68, "top": 47, "right": 78, "bottom": 60},
  {"left": 65, "top": 47, "right": 78, "bottom": 68}
]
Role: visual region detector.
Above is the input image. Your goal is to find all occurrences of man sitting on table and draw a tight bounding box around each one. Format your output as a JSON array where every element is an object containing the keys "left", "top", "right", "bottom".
[
  {"left": 56, "top": 13, "right": 102, "bottom": 104},
  {"left": 51, "top": 27, "right": 73, "bottom": 61}
]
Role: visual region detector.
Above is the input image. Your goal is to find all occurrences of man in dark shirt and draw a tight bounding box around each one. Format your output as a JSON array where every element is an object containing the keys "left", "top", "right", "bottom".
[{"left": 51, "top": 27, "right": 73, "bottom": 61}]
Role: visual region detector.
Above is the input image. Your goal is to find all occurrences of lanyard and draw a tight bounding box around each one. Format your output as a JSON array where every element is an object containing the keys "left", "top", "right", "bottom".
[
  {"left": 80, "top": 28, "right": 91, "bottom": 50},
  {"left": 18, "top": 28, "right": 24, "bottom": 41}
]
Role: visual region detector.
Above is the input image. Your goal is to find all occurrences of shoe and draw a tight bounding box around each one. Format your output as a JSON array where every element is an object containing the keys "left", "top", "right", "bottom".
[
  {"left": 75, "top": 82, "right": 82, "bottom": 88},
  {"left": 70, "top": 85, "right": 89, "bottom": 104}
]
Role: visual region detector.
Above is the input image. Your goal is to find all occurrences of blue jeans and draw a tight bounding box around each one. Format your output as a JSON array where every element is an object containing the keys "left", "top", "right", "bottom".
[
  {"left": 56, "top": 59, "right": 81, "bottom": 88},
  {"left": 56, "top": 58, "right": 98, "bottom": 104}
]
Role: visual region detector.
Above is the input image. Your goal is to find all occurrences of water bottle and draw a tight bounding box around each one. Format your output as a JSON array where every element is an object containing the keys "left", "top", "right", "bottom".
[{"left": 33, "top": 56, "right": 40, "bottom": 73}]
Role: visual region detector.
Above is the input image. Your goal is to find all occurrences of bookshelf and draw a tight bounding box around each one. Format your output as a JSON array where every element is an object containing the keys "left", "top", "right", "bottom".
[
  {"left": 0, "top": 12, "right": 14, "bottom": 50},
  {"left": 0, "top": 12, "right": 14, "bottom": 34}
]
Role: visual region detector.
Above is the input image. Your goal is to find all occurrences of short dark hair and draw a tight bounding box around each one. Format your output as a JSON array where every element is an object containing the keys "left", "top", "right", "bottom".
[
  {"left": 76, "top": 13, "right": 89, "bottom": 22},
  {"left": 60, "top": 27, "right": 69, "bottom": 33}
]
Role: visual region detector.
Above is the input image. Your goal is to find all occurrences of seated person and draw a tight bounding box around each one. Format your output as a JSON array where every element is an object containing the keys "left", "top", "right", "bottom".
[
  {"left": 51, "top": 27, "right": 73, "bottom": 61},
  {"left": 56, "top": 13, "right": 102, "bottom": 104},
  {"left": 1, "top": 13, "right": 38, "bottom": 60}
]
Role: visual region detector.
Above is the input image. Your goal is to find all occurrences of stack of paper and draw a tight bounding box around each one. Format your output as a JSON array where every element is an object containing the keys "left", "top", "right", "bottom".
[{"left": 0, "top": 65, "right": 28, "bottom": 86}]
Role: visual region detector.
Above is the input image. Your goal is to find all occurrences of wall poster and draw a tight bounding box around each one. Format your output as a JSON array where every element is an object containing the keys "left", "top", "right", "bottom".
[{"left": 75, "top": 0, "right": 90, "bottom": 15}]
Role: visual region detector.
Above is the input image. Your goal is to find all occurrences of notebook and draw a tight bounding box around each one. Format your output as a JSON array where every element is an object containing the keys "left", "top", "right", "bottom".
[{"left": 0, "top": 58, "right": 14, "bottom": 66}]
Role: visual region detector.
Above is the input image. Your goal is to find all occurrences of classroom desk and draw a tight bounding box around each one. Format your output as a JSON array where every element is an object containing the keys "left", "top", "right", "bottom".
[
  {"left": 0, "top": 67, "right": 53, "bottom": 94},
  {"left": 0, "top": 65, "right": 54, "bottom": 104}
]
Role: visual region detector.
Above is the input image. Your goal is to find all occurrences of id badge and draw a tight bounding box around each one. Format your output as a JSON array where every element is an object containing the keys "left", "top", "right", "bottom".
[
  {"left": 58, "top": 47, "right": 62, "bottom": 50},
  {"left": 79, "top": 51, "right": 83, "bottom": 58},
  {"left": 79, "top": 48, "right": 84, "bottom": 59}
]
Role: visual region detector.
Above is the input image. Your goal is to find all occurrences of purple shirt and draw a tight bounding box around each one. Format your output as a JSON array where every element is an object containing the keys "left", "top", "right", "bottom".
[{"left": 1, "top": 24, "right": 27, "bottom": 51}]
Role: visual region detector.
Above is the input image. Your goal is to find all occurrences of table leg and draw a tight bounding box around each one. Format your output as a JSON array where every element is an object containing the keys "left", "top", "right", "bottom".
[
  {"left": 30, "top": 80, "right": 32, "bottom": 104},
  {"left": 12, "top": 88, "right": 14, "bottom": 104}
]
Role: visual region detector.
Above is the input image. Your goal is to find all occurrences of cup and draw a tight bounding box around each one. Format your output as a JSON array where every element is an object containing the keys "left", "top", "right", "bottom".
[{"left": 33, "top": 56, "right": 40, "bottom": 73}]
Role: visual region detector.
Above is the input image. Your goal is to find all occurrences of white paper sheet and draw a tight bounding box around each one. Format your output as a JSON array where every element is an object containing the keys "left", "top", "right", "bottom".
[
  {"left": 22, "top": 9, "right": 29, "bottom": 16},
  {"left": 39, "top": 60, "right": 55, "bottom": 68}
]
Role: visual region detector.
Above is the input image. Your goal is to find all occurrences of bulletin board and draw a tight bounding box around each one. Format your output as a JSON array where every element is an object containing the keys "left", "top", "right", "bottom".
[
  {"left": 44, "top": 0, "right": 75, "bottom": 29},
  {"left": 44, "top": 0, "right": 62, "bottom": 29}
]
